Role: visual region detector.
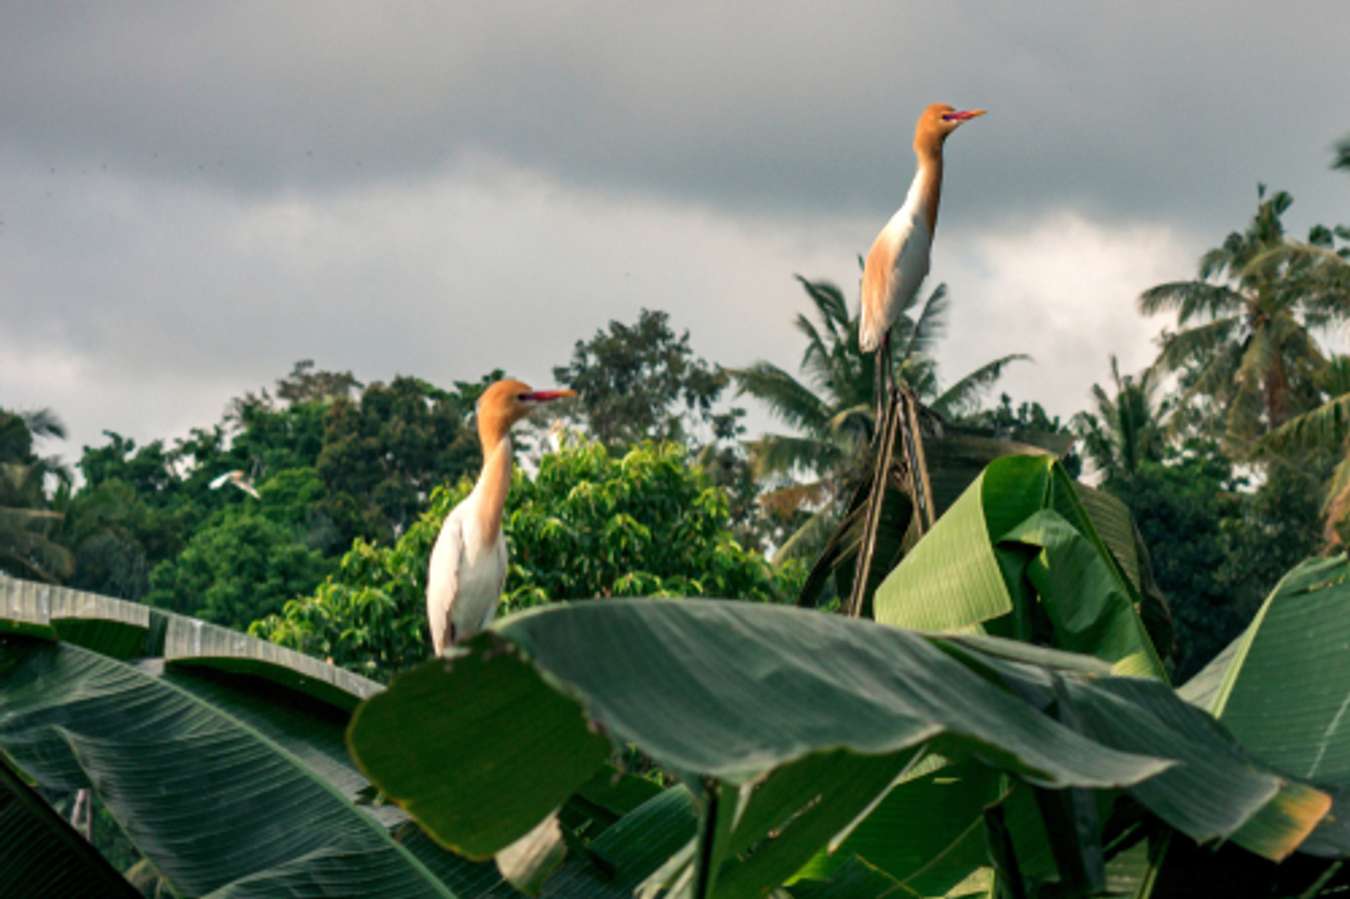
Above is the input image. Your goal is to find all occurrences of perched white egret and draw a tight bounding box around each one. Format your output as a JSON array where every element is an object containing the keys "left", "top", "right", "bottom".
[
  {"left": 859, "top": 104, "right": 986, "bottom": 371},
  {"left": 208, "top": 469, "right": 261, "bottom": 500},
  {"left": 426, "top": 379, "right": 575, "bottom": 653}
]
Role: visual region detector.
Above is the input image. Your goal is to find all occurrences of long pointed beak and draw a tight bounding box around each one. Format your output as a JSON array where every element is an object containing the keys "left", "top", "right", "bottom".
[
  {"left": 942, "top": 108, "right": 987, "bottom": 122},
  {"left": 520, "top": 389, "right": 577, "bottom": 403}
]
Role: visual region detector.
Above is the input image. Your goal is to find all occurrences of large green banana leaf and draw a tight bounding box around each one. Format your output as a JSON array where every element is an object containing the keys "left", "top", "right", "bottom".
[
  {"left": 874, "top": 454, "right": 1167, "bottom": 679},
  {"left": 1181, "top": 555, "right": 1350, "bottom": 859},
  {"left": 0, "top": 755, "right": 140, "bottom": 898},
  {"left": 796, "top": 426, "right": 1066, "bottom": 613},
  {"left": 348, "top": 598, "right": 1335, "bottom": 897},
  {"left": 0, "top": 575, "right": 675, "bottom": 898}
]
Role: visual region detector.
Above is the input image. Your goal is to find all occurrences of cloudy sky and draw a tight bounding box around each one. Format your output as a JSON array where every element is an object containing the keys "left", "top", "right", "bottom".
[{"left": 3, "top": 2, "right": 1347, "bottom": 463}]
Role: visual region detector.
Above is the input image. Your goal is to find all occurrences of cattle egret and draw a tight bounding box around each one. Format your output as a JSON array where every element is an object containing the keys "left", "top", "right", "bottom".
[
  {"left": 859, "top": 104, "right": 986, "bottom": 381},
  {"left": 209, "top": 469, "right": 261, "bottom": 499},
  {"left": 426, "top": 379, "right": 576, "bottom": 653}
]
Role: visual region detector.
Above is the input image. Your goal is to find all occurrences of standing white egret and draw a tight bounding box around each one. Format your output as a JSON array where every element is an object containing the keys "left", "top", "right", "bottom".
[
  {"left": 425, "top": 379, "right": 575, "bottom": 653},
  {"left": 859, "top": 103, "right": 986, "bottom": 380}
]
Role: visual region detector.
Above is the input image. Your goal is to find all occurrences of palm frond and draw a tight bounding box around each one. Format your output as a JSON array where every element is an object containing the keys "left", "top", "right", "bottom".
[
  {"left": 1139, "top": 281, "right": 1245, "bottom": 323},
  {"left": 794, "top": 276, "right": 850, "bottom": 334},
  {"left": 1259, "top": 392, "right": 1350, "bottom": 455},
  {"left": 728, "top": 363, "right": 831, "bottom": 434},
  {"left": 900, "top": 283, "right": 950, "bottom": 361},
  {"left": 744, "top": 433, "right": 845, "bottom": 479},
  {"left": 930, "top": 354, "right": 1031, "bottom": 419},
  {"left": 19, "top": 408, "right": 67, "bottom": 441},
  {"left": 1155, "top": 316, "right": 1242, "bottom": 371},
  {"left": 773, "top": 503, "right": 843, "bottom": 563}
]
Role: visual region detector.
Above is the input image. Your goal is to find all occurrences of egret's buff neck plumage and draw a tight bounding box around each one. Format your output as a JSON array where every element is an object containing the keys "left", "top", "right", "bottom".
[
  {"left": 912, "top": 118, "right": 947, "bottom": 235},
  {"left": 474, "top": 407, "right": 515, "bottom": 544}
]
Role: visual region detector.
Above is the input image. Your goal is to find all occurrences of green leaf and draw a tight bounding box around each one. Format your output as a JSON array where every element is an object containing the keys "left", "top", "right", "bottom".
[
  {"left": 0, "top": 573, "right": 151, "bottom": 657},
  {"left": 875, "top": 455, "right": 1166, "bottom": 679},
  {"left": 349, "top": 598, "right": 1204, "bottom": 897},
  {"left": 1181, "top": 555, "right": 1350, "bottom": 856},
  {"left": 346, "top": 633, "right": 612, "bottom": 859},
  {"left": 0, "top": 757, "right": 140, "bottom": 899},
  {"left": 0, "top": 635, "right": 454, "bottom": 898}
]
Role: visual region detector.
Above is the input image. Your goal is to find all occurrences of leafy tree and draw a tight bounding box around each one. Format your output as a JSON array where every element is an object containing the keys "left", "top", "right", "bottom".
[
  {"left": 57, "top": 479, "right": 186, "bottom": 600},
  {"left": 78, "top": 432, "right": 179, "bottom": 497},
  {"left": 731, "top": 275, "right": 1025, "bottom": 557},
  {"left": 1072, "top": 355, "right": 1169, "bottom": 482},
  {"left": 552, "top": 309, "right": 744, "bottom": 449},
  {"left": 145, "top": 509, "right": 330, "bottom": 630},
  {"left": 1217, "top": 451, "right": 1331, "bottom": 616},
  {"left": 1140, "top": 186, "right": 1350, "bottom": 444},
  {"left": 317, "top": 374, "right": 493, "bottom": 544},
  {"left": 1105, "top": 444, "right": 1242, "bottom": 679},
  {"left": 253, "top": 440, "right": 802, "bottom": 679}
]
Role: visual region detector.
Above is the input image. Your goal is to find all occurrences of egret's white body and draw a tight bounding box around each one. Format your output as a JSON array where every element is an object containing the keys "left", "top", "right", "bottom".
[
  {"left": 860, "top": 104, "right": 985, "bottom": 356},
  {"left": 425, "top": 380, "right": 574, "bottom": 654},
  {"left": 859, "top": 184, "right": 932, "bottom": 352},
  {"left": 426, "top": 443, "right": 511, "bottom": 651}
]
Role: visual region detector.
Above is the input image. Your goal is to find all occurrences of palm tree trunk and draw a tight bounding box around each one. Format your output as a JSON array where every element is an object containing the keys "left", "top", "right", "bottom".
[{"left": 1265, "top": 357, "right": 1291, "bottom": 430}]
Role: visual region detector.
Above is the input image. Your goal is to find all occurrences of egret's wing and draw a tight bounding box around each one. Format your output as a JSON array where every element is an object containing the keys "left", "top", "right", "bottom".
[
  {"left": 887, "top": 216, "right": 931, "bottom": 322},
  {"left": 208, "top": 472, "right": 232, "bottom": 489},
  {"left": 860, "top": 229, "right": 895, "bottom": 351},
  {"left": 234, "top": 479, "right": 261, "bottom": 500},
  {"left": 860, "top": 212, "right": 931, "bottom": 352},
  {"left": 426, "top": 509, "right": 466, "bottom": 655},
  {"left": 479, "top": 538, "right": 509, "bottom": 632}
]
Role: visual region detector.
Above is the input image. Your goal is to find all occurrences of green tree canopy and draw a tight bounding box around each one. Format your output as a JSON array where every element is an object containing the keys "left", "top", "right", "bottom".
[
  {"left": 145, "top": 508, "right": 331, "bottom": 630},
  {"left": 551, "top": 308, "right": 744, "bottom": 449},
  {"left": 253, "top": 440, "right": 802, "bottom": 679}
]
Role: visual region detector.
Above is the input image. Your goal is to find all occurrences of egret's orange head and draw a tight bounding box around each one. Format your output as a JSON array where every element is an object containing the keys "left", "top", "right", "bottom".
[
  {"left": 915, "top": 103, "right": 987, "bottom": 154},
  {"left": 476, "top": 378, "right": 576, "bottom": 444}
]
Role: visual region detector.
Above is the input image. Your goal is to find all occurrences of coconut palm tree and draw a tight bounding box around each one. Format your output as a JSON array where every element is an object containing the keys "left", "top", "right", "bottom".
[
  {"left": 1258, "top": 352, "right": 1350, "bottom": 546},
  {"left": 1139, "top": 186, "right": 1350, "bottom": 447},
  {"left": 0, "top": 408, "right": 74, "bottom": 582},
  {"left": 1072, "top": 356, "right": 1169, "bottom": 484},
  {"left": 730, "top": 275, "right": 1026, "bottom": 557}
]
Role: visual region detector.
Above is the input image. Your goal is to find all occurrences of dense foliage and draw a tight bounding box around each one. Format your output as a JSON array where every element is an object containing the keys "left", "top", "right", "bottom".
[{"left": 252, "top": 440, "right": 802, "bottom": 678}]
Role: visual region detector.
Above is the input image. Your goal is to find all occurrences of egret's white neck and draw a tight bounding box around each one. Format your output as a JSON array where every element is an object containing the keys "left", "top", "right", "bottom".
[
  {"left": 473, "top": 435, "right": 513, "bottom": 542},
  {"left": 905, "top": 150, "right": 944, "bottom": 235}
]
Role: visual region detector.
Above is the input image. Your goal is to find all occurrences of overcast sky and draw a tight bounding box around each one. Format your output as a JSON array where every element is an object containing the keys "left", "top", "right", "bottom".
[{"left": 3, "top": 2, "right": 1347, "bottom": 464}]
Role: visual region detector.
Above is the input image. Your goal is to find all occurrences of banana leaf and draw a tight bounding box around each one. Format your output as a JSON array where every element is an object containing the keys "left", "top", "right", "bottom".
[
  {"left": 348, "top": 598, "right": 1336, "bottom": 897},
  {"left": 0, "top": 575, "right": 681, "bottom": 898},
  {"left": 1181, "top": 555, "right": 1350, "bottom": 858},
  {"left": 874, "top": 455, "right": 1166, "bottom": 679}
]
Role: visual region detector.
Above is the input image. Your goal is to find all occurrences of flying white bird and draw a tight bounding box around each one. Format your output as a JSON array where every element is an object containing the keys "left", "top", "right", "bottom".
[
  {"left": 859, "top": 104, "right": 986, "bottom": 380},
  {"left": 426, "top": 379, "right": 575, "bottom": 653},
  {"left": 208, "top": 469, "right": 261, "bottom": 499}
]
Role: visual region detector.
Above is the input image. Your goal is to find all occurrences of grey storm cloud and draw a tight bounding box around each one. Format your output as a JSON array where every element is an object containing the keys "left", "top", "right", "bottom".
[
  {"left": 4, "top": 2, "right": 1346, "bottom": 229},
  {"left": 1, "top": 2, "right": 1347, "bottom": 462}
]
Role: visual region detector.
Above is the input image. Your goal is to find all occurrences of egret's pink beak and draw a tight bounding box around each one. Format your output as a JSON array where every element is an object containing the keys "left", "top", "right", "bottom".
[
  {"left": 942, "top": 108, "right": 987, "bottom": 122},
  {"left": 521, "top": 389, "right": 576, "bottom": 403}
]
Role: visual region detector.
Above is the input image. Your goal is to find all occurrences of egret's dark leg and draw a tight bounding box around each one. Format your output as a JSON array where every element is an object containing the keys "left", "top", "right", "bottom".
[{"left": 873, "top": 335, "right": 887, "bottom": 429}]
